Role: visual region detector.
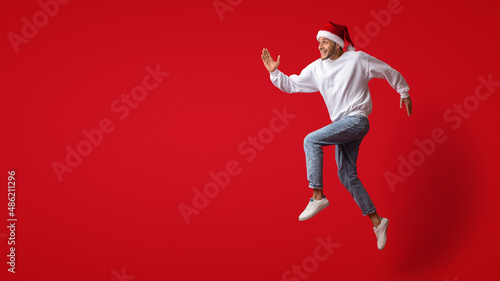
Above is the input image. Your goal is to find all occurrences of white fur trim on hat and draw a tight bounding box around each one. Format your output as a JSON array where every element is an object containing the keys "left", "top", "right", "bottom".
[{"left": 316, "top": 30, "right": 344, "bottom": 48}]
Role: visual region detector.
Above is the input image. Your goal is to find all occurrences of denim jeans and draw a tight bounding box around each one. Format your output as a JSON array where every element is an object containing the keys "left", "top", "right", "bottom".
[{"left": 303, "top": 115, "right": 376, "bottom": 216}]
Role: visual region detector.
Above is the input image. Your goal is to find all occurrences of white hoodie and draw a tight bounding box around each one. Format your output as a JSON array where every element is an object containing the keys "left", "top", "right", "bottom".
[{"left": 269, "top": 50, "right": 410, "bottom": 123}]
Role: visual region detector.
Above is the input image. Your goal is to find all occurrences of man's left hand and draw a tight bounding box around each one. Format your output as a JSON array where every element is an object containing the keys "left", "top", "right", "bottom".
[{"left": 400, "top": 97, "right": 412, "bottom": 116}]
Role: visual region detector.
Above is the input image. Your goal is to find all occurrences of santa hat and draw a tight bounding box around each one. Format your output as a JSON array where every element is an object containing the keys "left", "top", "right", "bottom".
[{"left": 316, "top": 22, "right": 355, "bottom": 51}]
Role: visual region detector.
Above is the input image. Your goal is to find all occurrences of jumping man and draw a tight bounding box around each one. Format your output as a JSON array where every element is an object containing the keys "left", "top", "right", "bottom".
[{"left": 261, "top": 22, "right": 412, "bottom": 250}]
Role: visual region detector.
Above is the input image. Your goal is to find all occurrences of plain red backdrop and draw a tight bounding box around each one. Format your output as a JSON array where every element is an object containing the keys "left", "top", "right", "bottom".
[{"left": 1, "top": 0, "right": 499, "bottom": 280}]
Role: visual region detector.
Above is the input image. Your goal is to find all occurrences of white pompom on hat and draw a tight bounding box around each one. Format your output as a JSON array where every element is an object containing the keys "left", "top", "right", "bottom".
[{"left": 317, "top": 22, "right": 355, "bottom": 51}]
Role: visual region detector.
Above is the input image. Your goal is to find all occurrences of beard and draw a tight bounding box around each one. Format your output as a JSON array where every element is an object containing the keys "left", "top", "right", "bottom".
[{"left": 320, "top": 49, "right": 336, "bottom": 60}]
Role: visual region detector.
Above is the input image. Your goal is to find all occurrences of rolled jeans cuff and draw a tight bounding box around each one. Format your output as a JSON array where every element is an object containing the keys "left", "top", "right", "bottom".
[
  {"left": 362, "top": 207, "right": 377, "bottom": 216},
  {"left": 309, "top": 184, "right": 324, "bottom": 190}
]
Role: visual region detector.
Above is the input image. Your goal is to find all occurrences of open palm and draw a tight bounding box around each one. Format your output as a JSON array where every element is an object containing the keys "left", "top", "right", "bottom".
[{"left": 261, "top": 48, "right": 280, "bottom": 73}]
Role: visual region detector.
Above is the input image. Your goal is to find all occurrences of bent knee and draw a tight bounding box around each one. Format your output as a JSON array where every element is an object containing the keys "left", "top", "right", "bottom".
[
  {"left": 303, "top": 132, "right": 320, "bottom": 148},
  {"left": 338, "top": 173, "right": 360, "bottom": 187}
]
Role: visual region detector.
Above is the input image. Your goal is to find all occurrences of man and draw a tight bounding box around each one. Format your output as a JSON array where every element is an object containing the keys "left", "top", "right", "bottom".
[{"left": 261, "top": 22, "right": 412, "bottom": 250}]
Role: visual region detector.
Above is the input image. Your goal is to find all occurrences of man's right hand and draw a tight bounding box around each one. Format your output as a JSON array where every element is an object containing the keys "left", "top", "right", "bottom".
[{"left": 261, "top": 48, "right": 280, "bottom": 73}]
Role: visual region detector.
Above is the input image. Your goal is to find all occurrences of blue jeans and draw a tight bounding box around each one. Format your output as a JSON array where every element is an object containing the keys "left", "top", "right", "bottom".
[{"left": 303, "top": 115, "right": 376, "bottom": 216}]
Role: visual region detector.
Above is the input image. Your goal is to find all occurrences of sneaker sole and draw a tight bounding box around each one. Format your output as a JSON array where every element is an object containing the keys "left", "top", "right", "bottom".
[{"left": 298, "top": 201, "right": 330, "bottom": 221}]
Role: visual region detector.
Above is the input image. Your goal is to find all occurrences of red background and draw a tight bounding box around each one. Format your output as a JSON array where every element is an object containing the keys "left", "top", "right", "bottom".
[{"left": 1, "top": 0, "right": 499, "bottom": 280}]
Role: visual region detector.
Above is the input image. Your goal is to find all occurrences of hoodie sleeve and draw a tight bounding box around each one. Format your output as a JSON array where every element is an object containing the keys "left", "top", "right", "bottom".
[
  {"left": 269, "top": 62, "right": 318, "bottom": 94},
  {"left": 366, "top": 53, "right": 410, "bottom": 98}
]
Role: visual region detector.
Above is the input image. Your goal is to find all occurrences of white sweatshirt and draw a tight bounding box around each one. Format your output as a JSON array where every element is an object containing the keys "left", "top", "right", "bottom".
[{"left": 270, "top": 50, "right": 410, "bottom": 123}]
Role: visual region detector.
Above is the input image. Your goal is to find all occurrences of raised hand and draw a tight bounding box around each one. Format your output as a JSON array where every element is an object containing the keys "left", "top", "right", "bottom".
[{"left": 261, "top": 48, "right": 280, "bottom": 73}]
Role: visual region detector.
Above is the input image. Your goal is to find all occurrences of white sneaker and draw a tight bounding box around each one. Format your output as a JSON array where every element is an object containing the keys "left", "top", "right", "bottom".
[
  {"left": 373, "top": 217, "right": 389, "bottom": 250},
  {"left": 298, "top": 197, "right": 330, "bottom": 221}
]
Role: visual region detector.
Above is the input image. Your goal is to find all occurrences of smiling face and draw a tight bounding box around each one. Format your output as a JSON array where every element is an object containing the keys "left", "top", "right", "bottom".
[{"left": 318, "top": 37, "right": 339, "bottom": 60}]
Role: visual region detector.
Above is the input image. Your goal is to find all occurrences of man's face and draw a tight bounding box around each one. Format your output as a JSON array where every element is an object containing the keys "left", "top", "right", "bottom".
[{"left": 318, "top": 37, "right": 337, "bottom": 60}]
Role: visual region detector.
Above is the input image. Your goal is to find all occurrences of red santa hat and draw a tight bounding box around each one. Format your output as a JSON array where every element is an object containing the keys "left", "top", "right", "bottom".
[{"left": 316, "top": 22, "right": 355, "bottom": 51}]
